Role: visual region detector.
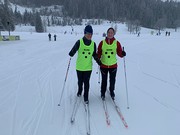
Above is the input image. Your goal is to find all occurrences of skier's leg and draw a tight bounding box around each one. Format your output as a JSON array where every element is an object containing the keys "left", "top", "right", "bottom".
[
  {"left": 83, "top": 71, "right": 92, "bottom": 103},
  {"left": 100, "top": 68, "right": 108, "bottom": 98},
  {"left": 109, "top": 68, "right": 117, "bottom": 99},
  {"left": 76, "top": 70, "right": 83, "bottom": 96}
]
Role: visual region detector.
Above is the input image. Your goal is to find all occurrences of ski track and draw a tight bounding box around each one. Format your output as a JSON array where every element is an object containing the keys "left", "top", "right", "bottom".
[
  {"left": 173, "top": 71, "right": 180, "bottom": 88},
  {"left": 134, "top": 85, "right": 180, "bottom": 113},
  {"left": 22, "top": 68, "right": 53, "bottom": 135},
  {"left": 90, "top": 92, "right": 108, "bottom": 135},
  {"left": 134, "top": 57, "right": 180, "bottom": 88},
  {"left": 141, "top": 71, "right": 179, "bottom": 88},
  {"left": 7, "top": 57, "right": 55, "bottom": 135},
  {"left": 10, "top": 72, "right": 23, "bottom": 135},
  {"left": 59, "top": 74, "right": 78, "bottom": 135},
  {"left": 33, "top": 67, "right": 55, "bottom": 135}
]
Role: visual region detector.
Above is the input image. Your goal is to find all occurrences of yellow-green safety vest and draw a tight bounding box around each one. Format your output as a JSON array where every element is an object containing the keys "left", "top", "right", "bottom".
[
  {"left": 76, "top": 39, "right": 94, "bottom": 71},
  {"left": 101, "top": 40, "right": 117, "bottom": 66}
]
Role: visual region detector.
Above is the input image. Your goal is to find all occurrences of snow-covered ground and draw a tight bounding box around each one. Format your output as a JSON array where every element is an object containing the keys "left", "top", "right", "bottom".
[{"left": 0, "top": 24, "right": 180, "bottom": 135}]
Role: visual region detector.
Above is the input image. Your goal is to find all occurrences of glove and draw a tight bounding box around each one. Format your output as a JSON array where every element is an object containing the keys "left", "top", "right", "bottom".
[
  {"left": 97, "top": 60, "right": 102, "bottom": 66},
  {"left": 69, "top": 52, "right": 73, "bottom": 57},
  {"left": 122, "top": 51, "right": 126, "bottom": 57}
]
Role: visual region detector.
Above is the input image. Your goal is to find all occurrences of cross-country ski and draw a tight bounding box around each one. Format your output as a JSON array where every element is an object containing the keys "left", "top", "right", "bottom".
[
  {"left": 102, "top": 99, "right": 111, "bottom": 126},
  {"left": 84, "top": 103, "right": 91, "bottom": 135},
  {"left": 70, "top": 96, "right": 82, "bottom": 123},
  {"left": 111, "top": 98, "right": 128, "bottom": 128}
]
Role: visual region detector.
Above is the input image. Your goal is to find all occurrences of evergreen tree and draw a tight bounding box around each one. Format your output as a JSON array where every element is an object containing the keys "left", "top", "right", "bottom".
[
  {"left": 14, "top": 5, "right": 23, "bottom": 24},
  {"left": 35, "top": 12, "right": 44, "bottom": 32},
  {"left": 23, "top": 10, "right": 29, "bottom": 25},
  {"left": 0, "top": 1, "right": 15, "bottom": 31}
]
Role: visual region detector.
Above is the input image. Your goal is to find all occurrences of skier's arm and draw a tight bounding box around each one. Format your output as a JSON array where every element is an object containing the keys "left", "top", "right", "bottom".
[
  {"left": 117, "top": 41, "right": 126, "bottom": 57},
  {"left": 97, "top": 41, "right": 103, "bottom": 58},
  {"left": 69, "top": 40, "right": 80, "bottom": 57},
  {"left": 117, "top": 41, "right": 123, "bottom": 57}
]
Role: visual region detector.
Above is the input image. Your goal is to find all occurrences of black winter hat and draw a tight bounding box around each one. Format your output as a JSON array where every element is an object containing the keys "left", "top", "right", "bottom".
[{"left": 84, "top": 25, "right": 93, "bottom": 34}]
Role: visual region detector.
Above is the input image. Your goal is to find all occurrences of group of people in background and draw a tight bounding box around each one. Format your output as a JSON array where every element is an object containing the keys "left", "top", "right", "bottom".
[
  {"left": 165, "top": 31, "right": 171, "bottom": 36},
  {"left": 48, "top": 33, "right": 57, "bottom": 41},
  {"left": 69, "top": 25, "right": 126, "bottom": 104}
]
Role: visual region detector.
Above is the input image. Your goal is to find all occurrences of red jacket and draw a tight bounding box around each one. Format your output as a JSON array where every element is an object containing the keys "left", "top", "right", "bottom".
[{"left": 97, "top": 37, "right": 123, "bottom": 68}]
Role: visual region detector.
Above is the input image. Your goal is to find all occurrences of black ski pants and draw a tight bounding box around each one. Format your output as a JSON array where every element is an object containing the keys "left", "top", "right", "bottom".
[
  {"left": 76, "top": 70, "right": 92, "bottom": 102},
  {"left": 100, "top": 67, "right": 117, "bottom": 96}
]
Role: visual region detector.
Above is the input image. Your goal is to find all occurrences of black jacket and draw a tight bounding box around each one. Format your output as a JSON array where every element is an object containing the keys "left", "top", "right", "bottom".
[{"left": 69, "top": 36, "right": 101, "bottom": 65}]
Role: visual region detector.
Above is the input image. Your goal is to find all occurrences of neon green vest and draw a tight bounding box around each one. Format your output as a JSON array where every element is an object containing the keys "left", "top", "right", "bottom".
[
  {"left": 76, "top": 39, "right": 94, "bottom": 71},
  {"left": 101, "top": 40, "right": 117, "bottom": 66}
]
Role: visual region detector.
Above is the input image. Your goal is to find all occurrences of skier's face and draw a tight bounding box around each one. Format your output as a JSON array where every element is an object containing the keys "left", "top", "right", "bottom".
[
  {"left": 85, "top": 33, "right": 92, "bottom": 40},
  {"left": 107, "top": 29, "right": 115, "bottom": 39}
]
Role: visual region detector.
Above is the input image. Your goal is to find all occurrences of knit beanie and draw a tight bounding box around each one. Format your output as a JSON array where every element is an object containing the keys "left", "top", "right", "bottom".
[{"left": 84, "top": 25, "right": 93, "bottom": 34}]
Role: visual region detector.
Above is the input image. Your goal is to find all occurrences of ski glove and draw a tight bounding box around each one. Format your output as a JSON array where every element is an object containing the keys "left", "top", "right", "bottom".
[
  {"left": 97, "top": 60, "right": 102, "bottom": 66},
  {"left": 122, "top": 51, "right": 126, "bottom": 57},
  {"left": 69, "top": 52, "right": 73, "bottom": 57}
]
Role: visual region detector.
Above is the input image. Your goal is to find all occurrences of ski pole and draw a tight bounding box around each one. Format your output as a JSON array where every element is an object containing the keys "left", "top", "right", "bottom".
[
  {"left": 58, "top": 57, "right": 71, "bottom": 106},
  {"left": 98, "top": 68, "right": 100, "bottom": 84},
  {"left": 96, "top": 66, "right": 101, "bottom": 84},
  {"left": 123, "top": 47, "right": 130, "bottom": 109},
  {"left": 98, "top": 66, "right": 100, "bottom": 84}
]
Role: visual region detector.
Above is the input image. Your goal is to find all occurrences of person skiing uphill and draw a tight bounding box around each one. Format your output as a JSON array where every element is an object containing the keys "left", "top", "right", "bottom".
[
  {"left": 69, "top": 25, "right": 101, "bottom": 104},
  {"left": 97, "top": 27, "right": 126, "bottom": 100}
]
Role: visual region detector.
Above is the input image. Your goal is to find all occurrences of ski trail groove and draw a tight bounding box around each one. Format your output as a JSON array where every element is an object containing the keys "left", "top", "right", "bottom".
[{"left": 10, "top": 71, "right": 23, "bottom": 135}]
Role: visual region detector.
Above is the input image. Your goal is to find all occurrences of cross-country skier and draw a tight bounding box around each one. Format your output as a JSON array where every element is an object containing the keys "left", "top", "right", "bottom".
[
  {"left": 97, "top": 27, "right": 126, "bottom": 100},
  {"left": 48, "top": 33, "right": 51, "bottom": 41},
  {"left": 69, "top": 25, "right": 101, "bottom": 104}
]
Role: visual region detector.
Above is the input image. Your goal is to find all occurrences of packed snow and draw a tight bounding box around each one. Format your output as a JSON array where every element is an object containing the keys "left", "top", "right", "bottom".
[{"left": 0, "top": 23, "right": 180, "bottom": 135}]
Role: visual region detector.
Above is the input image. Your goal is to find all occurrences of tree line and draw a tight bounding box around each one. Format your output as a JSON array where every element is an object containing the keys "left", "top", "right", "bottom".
[
  {"left": 62, "top": 0, "right": 180, "bottom": 30},
  {"left": 1, "top": 0, "right": 180, "bottom": 33}
]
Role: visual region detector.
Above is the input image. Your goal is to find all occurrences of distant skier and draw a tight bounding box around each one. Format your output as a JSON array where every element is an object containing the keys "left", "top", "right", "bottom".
[
  {"left": 97, "top": 27, "right": 126, "bottom": 100},
  {"left": 54, "top": 34, "right": 57, "bottom": 41},
  {"left": 168, "top": 31, "right": 170, "bottom": 36},
  {"left": 48, "top": 33, "right": 51, "bottom": 41},
  {"left": 69, "top": 25, "right": 101, "bottom": 104},
  {"left": 137, "top": 32, "right": 140, "bottom": 37},
  {"left": 165, "top": 31, "right": 168, "bottom": 36},
  {"left": 102, "top": 32, "right": 106, "bottom": 37}
]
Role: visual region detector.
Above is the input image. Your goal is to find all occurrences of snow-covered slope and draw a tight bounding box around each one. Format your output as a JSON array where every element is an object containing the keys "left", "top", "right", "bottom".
[{"left": 0, "top": 24, "right": 180, "bottom": 135}]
